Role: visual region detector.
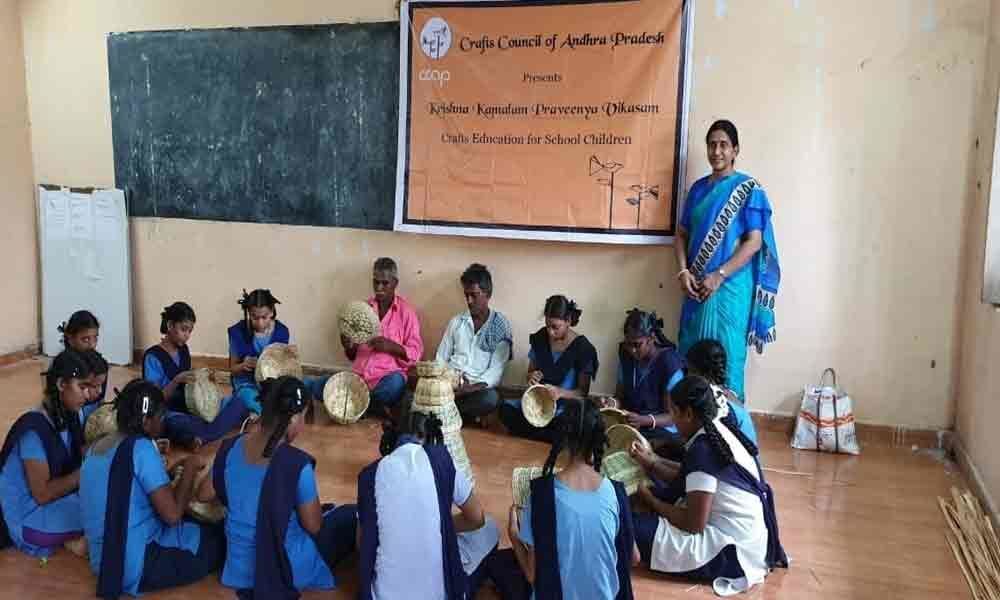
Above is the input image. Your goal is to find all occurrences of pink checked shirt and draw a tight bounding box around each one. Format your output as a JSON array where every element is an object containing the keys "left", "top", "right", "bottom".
[{"left": 352, "top": 294, "right": 424, "bottom": 389}]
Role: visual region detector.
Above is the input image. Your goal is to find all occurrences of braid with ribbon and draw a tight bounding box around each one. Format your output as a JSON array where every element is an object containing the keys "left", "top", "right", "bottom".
[{"left": 259, "top": 376, "right": 307, "bottom": 458}]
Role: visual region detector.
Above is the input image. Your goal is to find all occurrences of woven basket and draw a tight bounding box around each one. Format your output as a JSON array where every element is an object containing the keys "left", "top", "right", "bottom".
[
  {"left": 416, "top": 360, "right": 448, "bottom": 379},
  {"left": 171, "top": 466, "right": 225, "bottom": 523},
  {"left": 599, "top": 407, "right": 629, "bottom": 429},
  {"left": 413, "top": 362, "right": 454, "bottom": 408},
  {"left": 254, "top": 343, "right": 303, "bottom": 383},
  {"left": 444, "top": 367, "right": 462, "bottom": 390},
  {"left": 338, "top": 301, "right": 381, "bottom": 345},
  {"left": 323, "top": 372, "right": 370, "bottom": 424},
  {"left": 606, "top": 424, "right": 651, "bottom": 455},
  {"left": 601, "top": 450, "right": 651, "bottom": 496},
  {"left": 85, "top": 403, "right": 118, "bottom": 444},
  {"left": 521, "top": 385, "right": 557, "bottom": 428},
  {"left": 411, "top": 399, "right": 474, "bottom": 486},
  {"left": 185, "top": 368, "right": 222, "bottom": 421},
  {"left": 512, "top": 466, "right": 563, "bottom": 508}
]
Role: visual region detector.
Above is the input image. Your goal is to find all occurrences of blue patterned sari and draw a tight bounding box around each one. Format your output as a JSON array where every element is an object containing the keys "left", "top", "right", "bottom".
[{"left": 678, "top": 172, "right": 780, "bottom": 399}]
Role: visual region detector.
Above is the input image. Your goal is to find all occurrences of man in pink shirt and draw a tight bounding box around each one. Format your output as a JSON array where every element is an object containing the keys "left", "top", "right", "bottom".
[{"left": 341, "top": 257, "right": 423, "bottom": 416}]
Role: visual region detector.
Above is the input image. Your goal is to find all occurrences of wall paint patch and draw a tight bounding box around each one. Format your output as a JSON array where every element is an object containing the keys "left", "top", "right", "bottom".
[{"left": 921, "top": 0, "right": 937, "bottom": 32}]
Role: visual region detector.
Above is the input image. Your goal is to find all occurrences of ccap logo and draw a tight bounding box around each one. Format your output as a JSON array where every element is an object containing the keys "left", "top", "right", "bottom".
[{"left": 420, "top": 17, "right": 452, "bottom": 60}]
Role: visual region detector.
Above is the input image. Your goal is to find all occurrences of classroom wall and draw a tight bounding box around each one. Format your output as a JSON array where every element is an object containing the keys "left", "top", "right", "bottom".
[
  {"left": 955, "top": 0, "right": 1000, "bottom": 513},
  {"left": 0, "top": 0, "right": 39, "bottom": 356},
  {"left": 17, "top": 0, "right": 989, "bottom": 428}
]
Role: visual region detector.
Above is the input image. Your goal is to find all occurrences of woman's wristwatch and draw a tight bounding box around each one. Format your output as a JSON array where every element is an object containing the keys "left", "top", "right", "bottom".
[{"left": 718, "top": 267, "right": 728, "bottom": 279}]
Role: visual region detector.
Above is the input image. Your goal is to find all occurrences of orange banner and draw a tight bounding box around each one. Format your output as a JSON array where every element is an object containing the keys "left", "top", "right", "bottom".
[{"left": 395, "top": 0, "right": 691, "bottom": 243}]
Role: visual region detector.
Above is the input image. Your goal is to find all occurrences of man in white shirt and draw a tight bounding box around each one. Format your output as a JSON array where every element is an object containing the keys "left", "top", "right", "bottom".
[{"left": 435, "top": 264, "right": 513, "bottom": 423}]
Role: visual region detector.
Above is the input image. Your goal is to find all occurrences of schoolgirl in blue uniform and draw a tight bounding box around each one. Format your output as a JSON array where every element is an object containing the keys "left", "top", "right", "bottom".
[
  {"left": 605, "top": 309, "right": 686, "bottom": 447},
  {"left": 80, "top": 380, "right": 224, "bottom": 598},
  {"left": 0, "top": 350, "right": 92, "bottom": 558},
  {"left": 500, "top": 296, "right": 599, "bottom": 442},
  {"left": 59, "top": 310, "right": 107, "bottom": 422},
  {"left": 198, "top": 376, "right": 357, "bottom": 597},
  {"left": 142, "top": 301, "right": 250, "bottom": 447},
  {"left": 493, "top": 400, "right": 638, "bottom": 600},
  {"left": 685, "top": 340, "right": 758, "bottom": 446},
  {"left": 83, "top": 349, "right": 109, "bottom": 422},
  {"left": 229, "top": 289, "right": 291, "bottom": 415}
]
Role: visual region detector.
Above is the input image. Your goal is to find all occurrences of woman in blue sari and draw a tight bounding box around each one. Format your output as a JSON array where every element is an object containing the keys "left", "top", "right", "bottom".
[{"left": 674, "top": 120, "right": 780, "bottom": 400}]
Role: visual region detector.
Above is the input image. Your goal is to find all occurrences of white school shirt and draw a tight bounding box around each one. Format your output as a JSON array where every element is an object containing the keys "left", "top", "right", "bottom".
[
  {"left": 371, "top": 443, "right": 498, "bottom": 600},
  {"left": 434, "top": 310, "right": 511, "bottom": 389},
  {"left": 649, "top": 425, "right": 770, "bottom": 596}
]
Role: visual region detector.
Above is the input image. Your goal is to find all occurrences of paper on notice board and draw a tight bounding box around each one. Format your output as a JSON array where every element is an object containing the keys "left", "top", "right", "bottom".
[
  {"left": 69, "top": 193, "right": 94, "bottom": 241},
  {"left": 93, "top": 190, "right": 123, "bottom": 242},
  {"left": 45, "top": 190, "right": 70, "bottom": 241}
]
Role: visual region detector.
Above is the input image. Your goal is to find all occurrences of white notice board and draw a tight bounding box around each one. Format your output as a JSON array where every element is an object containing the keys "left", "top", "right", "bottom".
[{"left": 38, "top": 186, "right": 132, "bottom": 365}]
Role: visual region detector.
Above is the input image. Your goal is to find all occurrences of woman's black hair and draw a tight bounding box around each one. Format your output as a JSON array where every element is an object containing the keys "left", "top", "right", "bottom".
[
  {"left": 706, "top": 119, "right": 739, "bottom": 148},
  {"left": 378, "top": 410, "right": 445, "bottom": 456},
  {"left": 684, "top": 341, "right": 759, "bottom": 456},
  {"left": 160, "top": 301, "right": 197, "bottom": 335},
  {"left": 238, "top": 289, "right": 281, "bottom": 338},
  {"left": 58, "top": 310, "right": 100, "bottom": 345},
  {"left": 671, "top": 375, "right": 758, "bottom": 463},
  {"left": 623, "top": 308, "right": 674, "bottom": 348},
  {"left": 84, "top": 349, "right": 109, "bottom": 376},
  {"left": 542, "top": 399, "right": 607, "bottom": 477},
  {"left": 113, "top": 379, "right": 167, "bottom": 436},
  {"left": 42, "top": 349, "right": 94, "bottom": 431},
  {"left": 460, "top": 263, "right": 493, "bottom": 296},
  {"left": 686, "top": 339, "right": 727, "bottom": 387},
  {"left": 544, "top": 295, "right": 582, "bottom": 327},
  {"left": 259, "top": 376, "right": 309, "bottom": 458}
]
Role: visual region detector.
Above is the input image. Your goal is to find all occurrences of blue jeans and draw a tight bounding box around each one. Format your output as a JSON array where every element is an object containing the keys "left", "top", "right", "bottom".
[
  {"left": 302, "top": 372, "right": 405, "bottom": 416},
  {"left": 302, "top": 375, "right": 330, "bottom": 406},
  {"left": 370, "top": 372, "right": 407, "bottom": 411}
]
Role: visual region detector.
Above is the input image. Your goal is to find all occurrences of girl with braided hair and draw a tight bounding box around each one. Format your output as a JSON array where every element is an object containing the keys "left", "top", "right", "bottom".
[
  {"left": 143, "top": 301, "right": 251, "bottom": 447},
  {"left": 600, "top": 308, "right": 686, "bottom": 448},
  {"left": 491, "top": 400, "right": 638, "bottom": 600},
  {"left": 685, "top": 339, "right": 758, "bottom": 446},
  {"left": 80, "top": 379, "right": 224, "bottom": 597},
  {"left": 0, "top": 350, "right": 92, "bottom": 558},
  {"left": 59, "top": 310, "right": 109, "bottom": 421},
  {"left": 198, "top": 376, "right": 357, "bottom": 598},
  {"left": 632, "top": 376, "right": 787, "bottom": 596},
  {"left": 357, "top": 409, "right": 499, "bottom": 599},
  {"left": 228, "top": 288, "right": 290, "bottom": 415}
]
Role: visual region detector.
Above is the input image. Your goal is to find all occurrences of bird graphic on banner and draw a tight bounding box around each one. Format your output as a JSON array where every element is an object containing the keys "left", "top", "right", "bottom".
[
  {"left": 626, "top": 184, "right": 659, "bottom": 229},
  {"left": 589, "top": 156, "right": 625, "bottom": 228}
]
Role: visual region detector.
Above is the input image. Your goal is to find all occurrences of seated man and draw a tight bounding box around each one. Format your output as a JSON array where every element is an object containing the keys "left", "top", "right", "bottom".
[
  {"left": 435, "top": 264, "right": 512, "bottom": 424},
  {"left": 341, "top": 258, "right": 423, "bottom": 417}
]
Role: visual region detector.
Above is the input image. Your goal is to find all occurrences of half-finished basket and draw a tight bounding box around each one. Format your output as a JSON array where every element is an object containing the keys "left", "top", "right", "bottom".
[
  {"left": 254, "top": 343, "right": 303, "bottom": 383},
  {"left": 185, "top": 368, "right": 222, "bottom": 421},
  {"left": 322, "top": 371, "right": 370, "bottom": 424},
  {"left": 521, "top": 385, "right": 557, "bottom": 428}
]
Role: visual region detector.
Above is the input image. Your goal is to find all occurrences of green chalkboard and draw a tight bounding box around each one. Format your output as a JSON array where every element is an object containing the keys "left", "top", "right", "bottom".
[{"left": 108, "top": 23, "right": 399, "bottom": 230}]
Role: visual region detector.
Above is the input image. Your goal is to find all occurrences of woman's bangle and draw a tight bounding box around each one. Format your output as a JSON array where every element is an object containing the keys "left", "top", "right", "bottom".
[
  {"left": 676, "top": 268, "right": 690, "bottom": 279},
  {"left": 650, "top": 415, "right": 657, "bottom": 428}
]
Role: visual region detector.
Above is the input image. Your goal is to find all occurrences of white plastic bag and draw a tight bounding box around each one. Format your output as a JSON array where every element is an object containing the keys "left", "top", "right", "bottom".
[{"left": 791, "top": 369, "right": 860, "bottom": 455}]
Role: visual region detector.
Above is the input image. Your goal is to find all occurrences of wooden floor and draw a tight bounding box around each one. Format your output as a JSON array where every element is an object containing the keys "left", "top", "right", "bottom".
[{"left": 0, "top": 359, "right": 970, "bottom": 599}]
